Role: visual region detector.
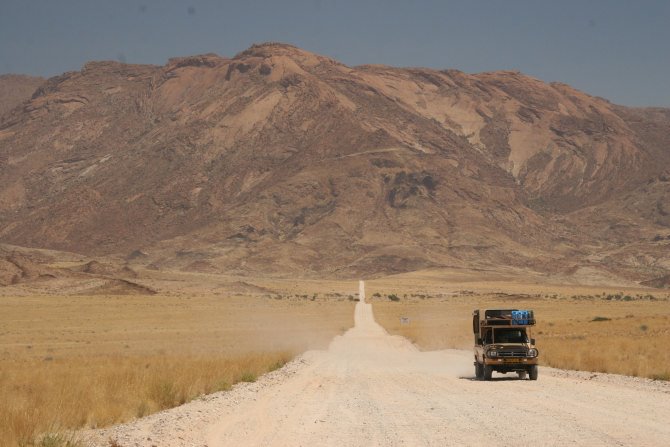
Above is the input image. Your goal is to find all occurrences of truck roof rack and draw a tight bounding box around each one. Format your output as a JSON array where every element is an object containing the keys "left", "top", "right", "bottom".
[{"left": 482, "top": 309, "right": 535, "bottom": 326}]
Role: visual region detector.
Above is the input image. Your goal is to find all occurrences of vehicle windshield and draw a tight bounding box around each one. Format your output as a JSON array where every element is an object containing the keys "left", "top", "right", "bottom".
[{"left": 493, "top": 328, "right": 528, "bottom": 343}]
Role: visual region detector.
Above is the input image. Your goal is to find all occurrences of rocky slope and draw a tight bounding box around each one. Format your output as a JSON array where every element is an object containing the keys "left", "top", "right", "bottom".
[
  {"left": 0, "top": 43, "right": 668, "bottom": 280},
  {"left": 0, "top": 74, "right": 45, "bottom": 117}
]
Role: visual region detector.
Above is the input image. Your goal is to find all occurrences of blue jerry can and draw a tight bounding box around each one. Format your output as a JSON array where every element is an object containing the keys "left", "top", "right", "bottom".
[{"left": 513, "top": 310, "right": 528, "bottom": 324}]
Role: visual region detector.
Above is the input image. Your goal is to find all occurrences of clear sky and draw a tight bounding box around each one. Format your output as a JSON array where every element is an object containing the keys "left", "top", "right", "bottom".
[{"left": 1, "top": 0, "right": 668, "bottom": 107}]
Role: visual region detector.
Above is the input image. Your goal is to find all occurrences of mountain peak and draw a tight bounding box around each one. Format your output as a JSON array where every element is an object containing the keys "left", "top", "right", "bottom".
[{"left": 234, "top": 42, "right": 342, "bottom": 67}]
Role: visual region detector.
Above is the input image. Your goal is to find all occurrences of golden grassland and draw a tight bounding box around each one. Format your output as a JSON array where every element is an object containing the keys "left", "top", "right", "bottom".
[
  {"left": 0, "top": 281, "right": 357, "bottom": 447},
  {"left": 368, "top": 270, "right": 670, "bottom": 380},
  {"left": 3, "top": 266, "right": 670, "bottom": 446},
  {"left": 2, "top": 353, "right": 291, "bottom": 447}
]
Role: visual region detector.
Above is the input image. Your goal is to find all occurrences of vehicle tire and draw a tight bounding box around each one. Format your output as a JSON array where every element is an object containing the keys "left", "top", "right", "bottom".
[
  {"left": 483, "top": 365, "right": 493, "bottom": 381},
  {"left": 475, "top": 362, "right": 483, "bottom": 380},
  {"left": 517, "top": 371, "right": 527, "bottom": 380},
  {"left": 529, "top": 365, "right": 538, "bottom": 381}
]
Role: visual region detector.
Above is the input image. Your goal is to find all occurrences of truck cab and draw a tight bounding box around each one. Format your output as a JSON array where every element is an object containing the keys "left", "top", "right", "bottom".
[{"left": 473, "top": 309, "right": 539, "bottom": 380}]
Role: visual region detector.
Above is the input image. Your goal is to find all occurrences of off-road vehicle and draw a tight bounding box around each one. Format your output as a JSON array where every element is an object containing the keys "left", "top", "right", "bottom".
[{"left": 473, "top": 309, "right": 538, "bottom": 380}]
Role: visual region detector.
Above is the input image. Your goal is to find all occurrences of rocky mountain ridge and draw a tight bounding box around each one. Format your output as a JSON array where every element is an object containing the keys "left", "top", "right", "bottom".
[{"left": 0, "top": 43, "right": 668, "bottom": 281}]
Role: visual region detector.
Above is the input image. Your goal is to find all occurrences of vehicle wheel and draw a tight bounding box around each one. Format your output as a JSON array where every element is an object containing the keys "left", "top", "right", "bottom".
[
  {"left": 475, "top": 362, "right": 483, "bottom": 380},
  {"left": 529, "top": 365, "right": 538, "bottom": 381},
  {"left": 517, "top": 371, "right": 527, "bottom": 380},
  {"left": 483, "top": 365, "right": 493, "bottom": 381}
]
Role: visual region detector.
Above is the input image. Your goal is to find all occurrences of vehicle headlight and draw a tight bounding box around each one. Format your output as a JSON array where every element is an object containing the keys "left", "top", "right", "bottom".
[
  {"left": 527, "top": 349, "right": 538, "bottom": 358},
  {"left": 487, "top": 350, "right": 498, "bottom": 358}
]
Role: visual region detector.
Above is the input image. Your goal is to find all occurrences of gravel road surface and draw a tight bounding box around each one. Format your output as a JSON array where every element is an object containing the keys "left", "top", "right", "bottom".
[{"left": 86, "top": 281, "right": 670, "bottom": 446}]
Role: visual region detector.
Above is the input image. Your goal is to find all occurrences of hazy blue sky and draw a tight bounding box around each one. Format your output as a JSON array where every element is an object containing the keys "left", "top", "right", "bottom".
[{"left": 1, "top": 0, "right": 668, "bottom": 107}]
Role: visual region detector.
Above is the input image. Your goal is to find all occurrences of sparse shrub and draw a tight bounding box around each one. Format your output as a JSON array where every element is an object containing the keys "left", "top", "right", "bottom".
[
  {"left": 268, "top": 358, "right": 288, "bottom": 372},
  {"left": 37, "top": 432, "right": 82, "bottom": 447},
  {"left": 651, "top": 372, "right": 670, "bottom": 381},
  {"left": 623, "top": 295, "right": 633, "bottom": 301},
  {"left": 149, "top": 381, "right": 179, "bottom": 409},
  {"left": 640, "top": 324, "right": 648, "bottom": 332},
  {"left": 372, "top": 292, "right": 381, "bottom": 297},
  {"left": 591, "top": 316, "right": 611, "bottom": 322},
  {"left": 215, "top": 380, "right": 231, "bottom": 392},
  {"left": 136, "top": 400, "right": 149, "bottom": 418},
  {"left": 238, "top": 372, "right": 257, "bottom": 383},
  {"left": 387, "top": 294, "right": 400, "bottom": 302}
]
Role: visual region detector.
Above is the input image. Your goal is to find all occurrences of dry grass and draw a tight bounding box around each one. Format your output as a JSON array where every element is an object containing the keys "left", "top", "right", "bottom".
[
  {"left": 369, "top": 271, "right": 670, "bottom": 380},
  {"left": 1, "top": 353, "right": 290, "bottom": 447},
  {"left": 0, "top": 283, "right": 356, "bottom": 447}
]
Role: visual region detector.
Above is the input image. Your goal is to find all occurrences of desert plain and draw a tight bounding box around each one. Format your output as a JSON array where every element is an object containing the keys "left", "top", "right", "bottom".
[{"left": 2, "top": 266, "right": 670, "bottom": 446}]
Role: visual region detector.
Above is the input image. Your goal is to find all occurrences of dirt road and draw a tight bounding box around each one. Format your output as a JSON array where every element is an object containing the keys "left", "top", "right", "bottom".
[{"left": 88, "top": 281, "right": 670, "bottom": 446}]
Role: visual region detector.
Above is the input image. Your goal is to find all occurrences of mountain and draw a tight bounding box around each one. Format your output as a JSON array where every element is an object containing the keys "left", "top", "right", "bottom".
[
  {"left": 0, "top": 43, "right": 668, "bottom": 280},
  {"left": 0, "top": 74, "right": 45, "bottom": 117}
]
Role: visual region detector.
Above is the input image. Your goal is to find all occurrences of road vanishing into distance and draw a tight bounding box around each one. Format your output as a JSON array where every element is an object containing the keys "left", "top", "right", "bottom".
[{"left": 88, "top": 281, "right": 670, "bottom": 446}]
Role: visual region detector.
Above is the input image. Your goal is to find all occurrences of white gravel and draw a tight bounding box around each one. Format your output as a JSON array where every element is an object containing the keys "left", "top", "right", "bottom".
[{"left": 84, "top": 288, "right": 670, "bottom": 447}]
